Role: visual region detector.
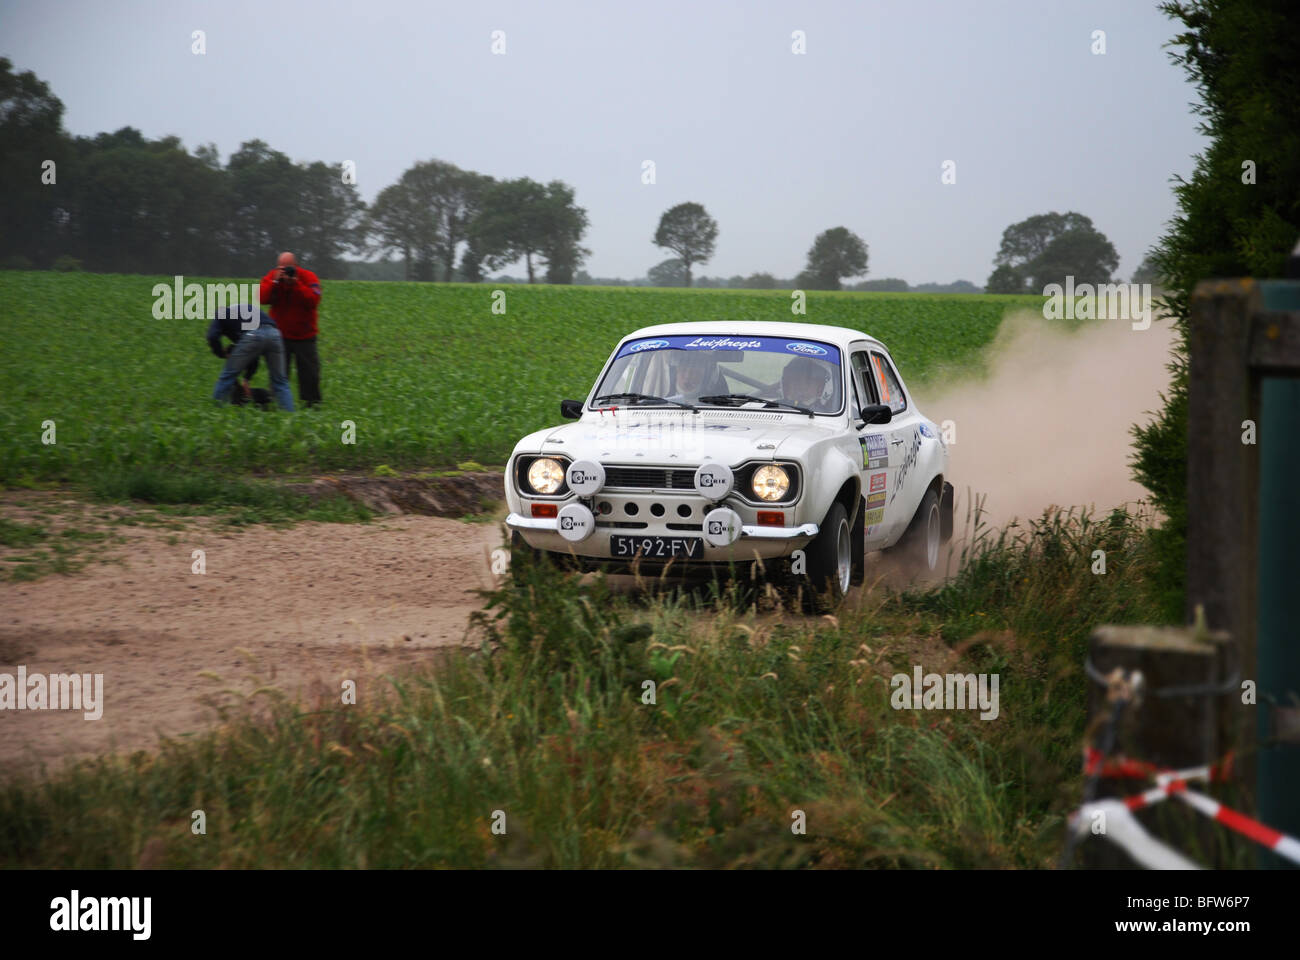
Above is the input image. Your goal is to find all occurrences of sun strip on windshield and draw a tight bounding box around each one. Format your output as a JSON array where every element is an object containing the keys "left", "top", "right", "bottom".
[{"left": 616, "top": 335, "right": 842, "bottom": 364}]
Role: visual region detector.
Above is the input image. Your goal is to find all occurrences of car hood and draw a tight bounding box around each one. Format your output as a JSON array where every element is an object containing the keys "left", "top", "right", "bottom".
[{"left": 515, "top": 411, "right": 842, "bottom": 466}]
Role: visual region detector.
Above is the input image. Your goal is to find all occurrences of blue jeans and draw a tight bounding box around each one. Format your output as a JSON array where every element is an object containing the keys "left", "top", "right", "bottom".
[{"left": 212, "top": 325, "right": 295, "bottom": 411}]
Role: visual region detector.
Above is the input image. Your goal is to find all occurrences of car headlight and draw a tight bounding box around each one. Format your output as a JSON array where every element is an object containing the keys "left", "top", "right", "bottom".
[
  {"left": 526, "top": 457, "right": 566, "bottom": 495},
  {"left": 751, "top": 464, "right": 790, "bottom": 501}
]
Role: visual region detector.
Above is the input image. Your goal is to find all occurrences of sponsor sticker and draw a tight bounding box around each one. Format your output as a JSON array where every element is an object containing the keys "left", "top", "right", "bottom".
[
  {"left": 861, "top": 434, "right": 888, "bottom": 469},
  {"left": 687, "top": 336, "right": 763, "bottom": 350},
  {"left": 870, "top": 471, "right": 887, "bottom": 493},
  {"left": 785, "top": 341, "right": 828, "bottom": 357},
  {"left": 629, "top": 339, "right": 669, "bottom": 352},
  {"left": 865, "top": 508, "right": 885, "bottom": 525},
  {"left": 890, "top": 429, "right": 922, "bottom": 504}
]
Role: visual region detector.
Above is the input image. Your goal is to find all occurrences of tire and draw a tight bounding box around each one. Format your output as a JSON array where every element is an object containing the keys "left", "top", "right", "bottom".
[
  {"left": 509, "top": 530, "right": 544, "bottom": 586},
  {"left": 850, "top": 495, "right": 866, "bottom": 586},
  {"left": 896, "top": 488, "right": 942, "bottom": 575},
  {"left": 800, "top": 501, "right": 852, "bottom": 612}
]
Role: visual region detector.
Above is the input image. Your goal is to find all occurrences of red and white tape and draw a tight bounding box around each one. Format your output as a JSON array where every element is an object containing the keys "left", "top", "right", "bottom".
[
  {"left": 1162, "top": 780, "right": 1300, "bottom": 866},
  {"left": 1083, "top": 746, "right": 1233, "bottom": 783},
  {"left": 1075, "top": 746, "right": 1299, "bottom": 865},
  {"left": 1070, "top": 799, "right": 1201, "bottom": 870}
]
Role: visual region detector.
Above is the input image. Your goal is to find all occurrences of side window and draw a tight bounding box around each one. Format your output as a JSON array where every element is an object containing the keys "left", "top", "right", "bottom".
[
  {"left": 850, "top": 352, "right": 878, "bottom": 406},
  {"left": 848, "top": 369, "right": 863, "bottom": 419},
  {"left": 870, "top": 352, "right": 907, "bottom": 414}
]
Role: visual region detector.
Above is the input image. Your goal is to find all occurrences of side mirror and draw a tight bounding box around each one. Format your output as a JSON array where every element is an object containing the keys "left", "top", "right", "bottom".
[
  {"left": 861, "top": 403, "right": 892, "bottom": 425},
  {"left": 560, "top": 399, "right": 584, "bottom": 419}
]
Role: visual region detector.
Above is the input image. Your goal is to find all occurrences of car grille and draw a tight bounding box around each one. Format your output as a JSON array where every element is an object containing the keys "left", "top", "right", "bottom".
[{"left": 602, "top": 466, "right": 697, "bottom": 489}]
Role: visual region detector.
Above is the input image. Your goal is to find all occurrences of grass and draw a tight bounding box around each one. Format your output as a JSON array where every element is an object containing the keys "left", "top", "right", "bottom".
[
  {"left": 0, "top": 503, "right": 1192, "bottom": 869},
  {"left": 0, "top": 271, "right": 1047, "bottom": 487},
  {"left": 0, "top": 516, "right": 119, "bottom": 581},
  {"left": 88, "top": 466, "right": 372, "bottom": 526}
]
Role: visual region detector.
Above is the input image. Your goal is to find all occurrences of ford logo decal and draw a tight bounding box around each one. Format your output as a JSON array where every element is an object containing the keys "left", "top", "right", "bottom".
[
  {"left": 629, "top": 339, "right": 669, "bottom": 352},
  {"left": 786, "top": 341, "right": 828, "bottom": 356}
]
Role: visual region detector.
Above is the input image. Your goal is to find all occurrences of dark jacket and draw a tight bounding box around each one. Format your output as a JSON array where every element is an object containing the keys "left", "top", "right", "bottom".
[{"left": 207, "top": 306, "right": 276, "bottom": 378}]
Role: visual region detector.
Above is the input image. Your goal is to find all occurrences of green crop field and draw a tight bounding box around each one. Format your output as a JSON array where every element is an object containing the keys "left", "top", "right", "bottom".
[{"left": 0, "top": 271, "right": 1045, "bottom": 486}]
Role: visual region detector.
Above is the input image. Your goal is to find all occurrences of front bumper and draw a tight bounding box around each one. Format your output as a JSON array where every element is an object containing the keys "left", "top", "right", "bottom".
[
  {"left": 506, "top": 512, "right": 819, "bottom": 569},
  {"left": 506, "top": 454, "right": 817, "bottom": 563},
  {"left": 507, "top": 513, "right": 817, "bottom": 540}
]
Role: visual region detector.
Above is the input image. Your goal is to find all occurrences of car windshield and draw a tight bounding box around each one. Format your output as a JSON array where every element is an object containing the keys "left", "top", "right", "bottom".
[{"left": 593, "top": 335, "right": 844, "bottom": 414}]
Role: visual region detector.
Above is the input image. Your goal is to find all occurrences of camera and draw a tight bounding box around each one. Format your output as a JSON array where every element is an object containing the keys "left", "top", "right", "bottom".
[{"left": 280, "top": 264, "right": 296, "bottom": 279}]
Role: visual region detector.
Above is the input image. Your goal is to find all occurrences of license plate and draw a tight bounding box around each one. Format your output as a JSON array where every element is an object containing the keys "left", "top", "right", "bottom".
[{"left": 610, "top": 535, "right": 703, "bottom": 560}]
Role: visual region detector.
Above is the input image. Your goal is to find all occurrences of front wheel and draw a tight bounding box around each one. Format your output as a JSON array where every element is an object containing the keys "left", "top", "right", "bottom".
[
  {"left": 509, "top": 530, "right": 545, "bottom": 585},
  {"left": 799, "top": 501, "right": 852, "bottom": 612}
]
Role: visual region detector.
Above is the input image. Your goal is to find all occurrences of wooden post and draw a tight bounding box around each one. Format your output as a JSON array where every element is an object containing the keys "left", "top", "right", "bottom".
[
  {"left": 1185, "top": 280, "right": 1260, "bottom": 681},
  {"left": 1078, "top": 625, "right": 1230, "bottom": 868},
  {"left": 1186, "top": 273, "right": 1300, "bottom": 853}
]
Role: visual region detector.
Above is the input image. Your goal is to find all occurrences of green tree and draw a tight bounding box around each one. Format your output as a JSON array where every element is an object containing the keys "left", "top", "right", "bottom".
[
  {"left": 648, "top": 258, "right": 686, "bottom": 287},
  {"left": 1132, "top": 0, "right": 1300, "bottom": 620},
  {"left": 224, "top": 139, "right": 301, "bottom": 275},
  {"left": 1131, "top": 252, "right": 1164, "bottom": 286},
  {"left": 989, "top": 211, "right": 1118, "bottom": 292},
  {"left": 538, "top": 180, "right": 590, "bottom": 284},
  {"left": 653, "top": 202, "right": 717, "bottom": 287},
  {"left": 64, "top": 129, "right": 228, "bottom": 275},
  {"left": 398, "top": 160, "right": 456, "bottom": 281},
  {"left": 799, "top": 226, "right": 868, "bottom": 290},
  {"left": 853, "top": 277, "right": 910, "bottom": 292},
  {"left": 440, "top": 169, "right": 493, "bottom": 281},
  {"left": 471, "top": 177, "right": 588, "bottom": 283},
  {"left": 0, "top": 58, "right": 70, "bottom": 267},
  {"left": 289, "top": 160, "right": 366, "bottom": 279},
  {"left": 1029, "top": 226, "right": 1119, "bottom": 290},
  {"left": 367, "top": 174, "right": 429, "bottom": 280},
  {"left": 474, "top": 178, "right": 546, "bottom": 280},
  {"left": 985, "top": 263, "right": 1026, "bottom": 293}
]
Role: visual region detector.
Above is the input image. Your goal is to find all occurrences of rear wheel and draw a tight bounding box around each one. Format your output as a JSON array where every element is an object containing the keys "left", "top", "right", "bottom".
[
  {"left": 896, "top": 488, "right": 942, "bottom": 575},
  {"left": 800, "top": 501, "right": 851, "bottom": 612},
  {"left": 850, "top": 495, "right": 866, "bottom": 586}
]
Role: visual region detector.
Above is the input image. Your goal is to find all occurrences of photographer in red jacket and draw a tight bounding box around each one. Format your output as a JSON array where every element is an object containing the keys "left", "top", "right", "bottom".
[{"left": 259, "top": 252, "right": 323, "bottom": 406}]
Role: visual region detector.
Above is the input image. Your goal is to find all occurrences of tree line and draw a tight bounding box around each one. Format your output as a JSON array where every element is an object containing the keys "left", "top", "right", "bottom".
[
  {"left": 0, "top": 58, "right": 590, "bottom": 283},
  {"left": 2, "top": 55, "right": 1149, "bottom": 291}
]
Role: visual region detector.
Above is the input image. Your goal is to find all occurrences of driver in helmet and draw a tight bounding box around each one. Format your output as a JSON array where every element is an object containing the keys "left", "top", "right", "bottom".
[
  {"left": 780, "top": 356, "right": 832, "bottom": 410},
  {"left": 666, "top": 350, "right": 718, "bottom": 403}
]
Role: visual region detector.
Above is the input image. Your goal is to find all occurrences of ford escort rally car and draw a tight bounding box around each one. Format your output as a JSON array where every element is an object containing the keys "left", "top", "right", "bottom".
[{"left": 504, "top": 321, "right": 954, "bottom": 608}]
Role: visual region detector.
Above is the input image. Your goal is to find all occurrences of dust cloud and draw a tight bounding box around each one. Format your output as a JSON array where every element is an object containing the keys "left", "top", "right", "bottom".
[{"left": 914, "top": 309, "right": 1176, "bottom": 532}]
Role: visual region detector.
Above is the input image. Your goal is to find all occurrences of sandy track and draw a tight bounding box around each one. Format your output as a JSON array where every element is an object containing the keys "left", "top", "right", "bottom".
[{"left": 0, "top": 508, "right": 505, "bottom": 778}]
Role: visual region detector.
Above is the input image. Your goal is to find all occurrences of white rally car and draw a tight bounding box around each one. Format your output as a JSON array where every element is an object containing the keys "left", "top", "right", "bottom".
[{"left": 504, "top": 321, "right": 953, "bottom": 608}]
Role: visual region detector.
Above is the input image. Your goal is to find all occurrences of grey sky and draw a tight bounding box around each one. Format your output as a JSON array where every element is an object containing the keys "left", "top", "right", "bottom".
[{"left": 2, "top": 0, "right": 1205, "bottom": 284}]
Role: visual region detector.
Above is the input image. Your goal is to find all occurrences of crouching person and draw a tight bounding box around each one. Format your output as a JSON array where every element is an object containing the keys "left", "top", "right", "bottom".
[{"left": 209, "top": 305, "right": 295, "bottom": 411}]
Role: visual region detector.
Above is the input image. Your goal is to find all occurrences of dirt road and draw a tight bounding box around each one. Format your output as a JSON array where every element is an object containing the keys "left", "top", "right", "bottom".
[{"left": 0, "top": 501, "right": 504, "bottom": 777}]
